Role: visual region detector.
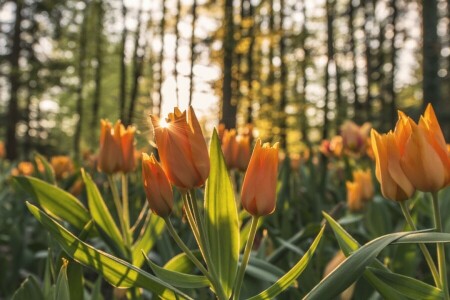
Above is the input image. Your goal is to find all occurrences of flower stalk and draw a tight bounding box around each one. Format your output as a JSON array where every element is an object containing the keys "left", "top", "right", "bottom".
[
  {"left": 431, "top": 192, "right": 449, "bottom": 299},
  {"left": 233, "top": 216, "right": 260, "bottom": 300}
]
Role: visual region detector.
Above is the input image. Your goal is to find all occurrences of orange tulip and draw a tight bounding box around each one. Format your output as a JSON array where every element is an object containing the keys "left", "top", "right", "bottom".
[
  {"left": 241, "top": 140, "right": 279, "bottom": 216},
  {"left": 346, "top": 181, "right": 364, "bottom": 212},
  {"left": 222, "top": 129, "right": 238, "bottom": 169},
  {"left": 150, "top": 107, "right": 210, "bottom": 189},
  {"left": 340, "top": 121, "right": 371, "bottom": 155},
  {"left": 51, "top": 156, "right": 74, "bottom": 180},
  {"left": 0, "top": 141, "right": 4, "bottom": 159},
  {"left": 371, "top": 129, "right": 414, "bottom": 201},
  {"left": 98, "top": 120, "right": 136, "bottom": 174},
  {"left": 352, "top": 169, "right": 374, "bottom": 202},
  {"left": 142, "top": 153, "right": 173, "bottom": 217},
  {"left": 396, "top": 108, "right": 448, "bottom": 192},
  {"left": 235, "top": 135, "right": 251, "bottom": 171}
]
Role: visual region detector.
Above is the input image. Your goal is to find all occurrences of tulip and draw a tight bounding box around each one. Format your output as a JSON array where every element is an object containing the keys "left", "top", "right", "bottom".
[
  {"left": 142, "top": 153, "right": 173, "bottom": 217},
  {"left": 370, "top": 129, "right": 415, "bottom": 201},
  {"left": 340, "top": 121, "right": 371, "bottom": 155},
  {"left": 0, "top": 141, "right": 4, "bottom": 159},
  {"left": 235, "top": 135, "right": 251, "bottom": 171},
  {"left": 241, "top": 140, "right": 279, "bottom": 216},
  {"left": 346, "top": 181, "right": 364, "bottom": 212},
  {"left": 11, "top": 161, "right": 35, "bottom": 176},
  {"left": 51, "top": 156, "right": 74, "bottom": 180},
  {"left": 222, "top": 129, "right": 238, "bottom": 169},
  {"left": 98, "top": 120, "right": 136, "bottom": 174},
  {"left": 396, "top": 109, "right": 448, "bottom": 192},
  {"left": 352, "top": 169, "right": 374, "bottom": 202},
  {"left": 150, "top": 107, "right": 210, "bottom": 189}
]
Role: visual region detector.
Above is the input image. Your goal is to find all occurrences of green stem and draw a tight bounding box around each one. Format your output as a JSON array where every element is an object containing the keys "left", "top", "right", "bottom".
[
  {"left": 108, "top": 175, "right": 131, "bottom": 253},
  {"left": 186, "top": 190, "right": 227, "bottom": 300},
  {"left": 432, "top": 192, "right": 449, "bottom": 299},
  {"left": 164, "top": 218, "right": 220, "bottom": 291},
  {"left": 233, "top": 216, "right": 260, "bottom": 300},
  {"left": 122, "top": 174, "right": 130, "bottom": 231},
  {"left": 399, "top": 201, "right": 441, "bottom": 288},
  {"left": 182, "top": 194, "right": 202, "bottom": 250}
]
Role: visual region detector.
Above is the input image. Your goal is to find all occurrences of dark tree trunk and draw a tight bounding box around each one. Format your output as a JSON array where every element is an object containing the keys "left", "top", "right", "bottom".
[
  {"left": 127, "top": 0, "right": 145, "bottom": 125},
  {"left": 422, "top": 0, "right": 440, "bottom": 109},
  {"left": 188, "top": 0, "right": 197, "bottom": 106},
  {"left": 349, "top": 0, "right": 360, "bottom": 120},
  {"left": 388, "top": 0, "right": 398, "bottom": 128},
  {"left": 174, "top": 0, "right": 181, "bottom": 106},
  {"left": 279, "top": 0, "right": 288, "bottom": 150},
  {"left": 299, "top": 1, "right": 309, "bottom": 143},
  {"left": 74, "top": 2, "right": 88, "bottom": 160},
  {"left": 91, "top": 0, "right": 103, "bottom": 137},
  {"left": 119, "top": 0, "right": 128, "bottom": 121},
  {"left": 157, "top": 0, "right": 166, "bottom": 117},
  {"left": 364, "top": 0, "right": 373, "bottom": 121},
  {"left": 323, "top": 0, "right": 334, "bottom": 140},
  {"left": 220, "top": 0, "right": 236, "bottom": 129},
  {"left": 6, "top": 0, "right": 23, "bottom": 160},
  {"left": 244, "top": 0, "right": 254, "bottom": 124}
]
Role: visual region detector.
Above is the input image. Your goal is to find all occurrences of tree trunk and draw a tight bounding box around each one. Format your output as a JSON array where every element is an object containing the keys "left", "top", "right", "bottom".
[
  {"left": 91, "top": 0, "right": 103, "bottom": 138},
  {"left": 74, "top": 2, "right": 88, "bottom": 160},
  {"left": 157, "top": 0, "right": 166, "bottom": 117},
  {"left": 349, "top": 0, "right": 360, "bottom": 121},
  {"left": 422, "top": 0, "right": 440, "bottom": 109},
  {"left": 174, "top": 0, "right": 181, "bottom": 106},
  {"left": 119, "top": 0, "right": 128, "bottom": 121},
  {"left": 220, "top": 0, "right": 236, "bottom": 129},
  {"left": 388, "top": 0, "right": 397, "bottom": 128},
  {"left": 323, "top": 0, "right": 334, "bottom": 140},
  {"left": 279, "top": 0, "right": 288, "bottom": 150},
  {"left": 127, "top": 0, "right": 145, "bottom": 125},
  {"left": 299, "top": 0, "right": 309, "bottom": 143},
  {"left": 6, "top": 0, "right": 23, "bottom": 160},
  {"left": 188, "top": 0, "right": 197, "bottom": 106},
  {"left": 364, "top": 0, "right": 372, "bottom": 121}
]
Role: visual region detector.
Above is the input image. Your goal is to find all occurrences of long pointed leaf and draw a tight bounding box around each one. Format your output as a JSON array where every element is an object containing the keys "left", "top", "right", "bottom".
[
  {"left": 27, "top": 202, "right": 192, "bottom": 300},
  {"left": 143, "top": 251, "right": 210, "bottom": 288},
  {"left": 246, "top": 225, "right": 325, "bottom": 300},
  {"left": 132, "top": 212, "right": 165, "bottom": 267},
  {"left": 14, "top": 176, "right": 91, "bottom": 230},
  {"left": 204, "top": 129, "right": 240, "bottom": 298},
  {"left": 367, "top": 268, "right": 443, "bottom": 300},
  {"left": 82, "top": 170, "right": 126, "bottom": 256}
]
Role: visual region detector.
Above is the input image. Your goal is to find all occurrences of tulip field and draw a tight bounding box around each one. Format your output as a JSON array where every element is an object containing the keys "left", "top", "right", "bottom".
[{"left": 0, "top": 104, "right": 449, "bottom": 300}]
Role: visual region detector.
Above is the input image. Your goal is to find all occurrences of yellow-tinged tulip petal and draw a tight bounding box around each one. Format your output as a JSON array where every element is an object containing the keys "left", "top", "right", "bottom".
[
  {"left": 142, "top": 153, "right": 173, "bottom": 217},
  {"left": 151, "top": 106, "right": 210, "bottom": 189},
  {"left": 400, "top": 119, "right": 446, "bottom": 192},
  {"left": 352, "top": 169, "right": 374, "bottom": 202},
  {"left": 241, "top": 140, "right": 279, "bottom": 216},
  {"left": 346, "top": 181, "right": 364, "bottom": 212},
  {"left": 98, "top": 120, "right": 122, "bottom": 174},
  {"left": 371, "top": 129, "right": 414, "bottom": 201}
]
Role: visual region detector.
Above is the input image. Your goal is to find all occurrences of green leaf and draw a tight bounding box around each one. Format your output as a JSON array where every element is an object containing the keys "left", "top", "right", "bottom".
[
  {"left": 12, "top": 276, "right": 45, "bottom": 300},
  {"left": 67, "top": 260, "right": 84, "bottom": 300},
  {"left": 81, "top": 170, "right": 127, "bottom": 256},
  {"left": 240, "top": 217, "right": 263, "bottom": 252},
  {"left": 34, "top": 153, "right": 56, "bottom": 184},
  {"left": 204, "top": 129, "right": 240, "bottom": 298},
  {"left": 367, "top": 268, "right": 443, "bottom": 300},
  {"left": 306, "top": 213, "right": 424, "bottom": 300},
  {"left": 392, "top": 231, "right": 450, "bottom": 244},
  {"left": 27, "top": 202, "right": 192, "bottom": 300},
  {"left": 246, "top": 225, "right": 325, "bottom": 300},
  {"left": 245, "top": 257, "right": 285, "bottom": 283},
  {"left": 14, "top": 176, "right": 91, "bottom": 230},
  {"left": 143, "top": 251, "right": 210, "bottom": 288},
  {"left": 164, "top": 250, "right": 202, "bottom": 274},
  {"left": 54, "top": 260, "right": 70, "bottom": 300},
  {"left": 90, "top": 277, "right": 104, "bottom": 300},
  {"left": 132, "top": 212, "right": 165, "bottom": 267}
]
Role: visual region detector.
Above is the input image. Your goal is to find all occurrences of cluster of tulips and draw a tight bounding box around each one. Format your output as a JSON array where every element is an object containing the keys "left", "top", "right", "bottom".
[{"left": 371, "top": 104, "right": 450, "bottom": 297}]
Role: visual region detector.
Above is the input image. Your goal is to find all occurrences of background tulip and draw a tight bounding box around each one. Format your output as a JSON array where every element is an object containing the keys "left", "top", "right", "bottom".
[{"left": 241, "top": 140, "right": 279, "bottom": 216}]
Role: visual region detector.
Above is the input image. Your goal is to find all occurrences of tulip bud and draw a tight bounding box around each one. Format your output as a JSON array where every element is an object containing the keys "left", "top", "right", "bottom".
[
  {"left": 142, "top": 153, "right": 173, "bottom": 217},
  {"left": 222, "top": 129, "right": 238, "bottom": 169},
  {"left": 241, "top": 140, "right": 279, "bottom": 216},
  {"left": 346, "top": 181, "right": 364, "bottom": 212},
  {"left": 235, "top": 135, "right": 251, "bottom": 171},
  {"left": 352, "top": 169, "right": 374, "bottom": 202},
  {"left": 98, "top": 120, "right": 136, "bottom": 174},
  {"left": 150, "top": 107, "right": 210, "bottom": 189},
  {"left": 371, "top": 129, "right": 415, "bottom": 201},
  {"left": 51, "top": 156, "right": 74, "bottom": 180}
]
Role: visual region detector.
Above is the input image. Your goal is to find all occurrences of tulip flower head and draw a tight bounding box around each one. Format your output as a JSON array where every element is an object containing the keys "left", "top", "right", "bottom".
[
  {"left": 352, "top": 169, "right": 374, "bottom": 202},
  {"left": 241, "top": 140, "right": 279, "bottom": 217},
  {"left": 98, "top": 120, "right": 136, "bottom": 174},
  {"left": 150, "top": 107, "right": 210, "bottom": 189},
  {"left": 51, "top": 156, "right": 74, "bottom": 180},
  {"left": 395, "top": 107, "right": 449, "bottom": 192},
  {"left": 142, "top": 153, "right": 173, "bottom": 217},
  {"left": 346, "top": 181, "right": 364, "bottom": 212},
  {"left": 370, "top": 129, "right": 415, "bottom": 201}
]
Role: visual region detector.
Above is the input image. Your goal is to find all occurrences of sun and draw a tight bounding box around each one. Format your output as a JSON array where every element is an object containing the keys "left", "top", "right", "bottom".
[{"left": 159, "top": 119, "right": 169, "bottom": 128}]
